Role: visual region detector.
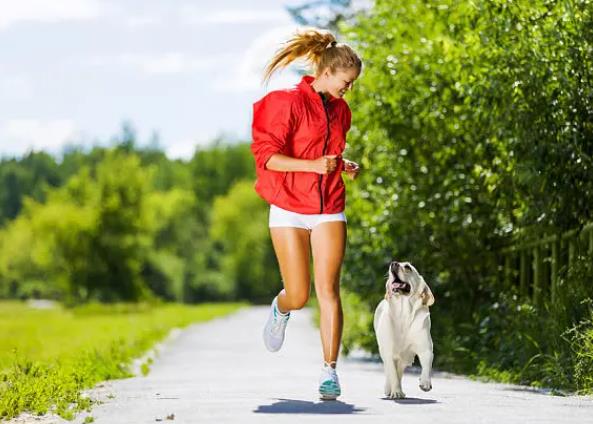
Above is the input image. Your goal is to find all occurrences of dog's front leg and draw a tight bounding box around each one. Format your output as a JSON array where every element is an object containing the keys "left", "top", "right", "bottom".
[
  {"left": 379, "top": 348, "right": 398, "bottom": 398},
  {"left": 392, "top": 359, "right": 406, "bottom": 398},
  {"left": 417, "top": 349, "right": 433, "bottom": 392}
]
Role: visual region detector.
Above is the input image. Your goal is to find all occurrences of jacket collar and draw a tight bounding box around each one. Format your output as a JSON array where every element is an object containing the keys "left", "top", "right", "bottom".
[{"left": 298, "top": 75, "right": 339, "bottom": 105}]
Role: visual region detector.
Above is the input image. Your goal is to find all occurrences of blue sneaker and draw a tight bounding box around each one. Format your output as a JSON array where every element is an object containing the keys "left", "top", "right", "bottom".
[
  {"left": 319, "top": 363, "right": 341, "bottom": 400},
  {"left": 263, "top": 296, "right": 290, "bottom": 352}
]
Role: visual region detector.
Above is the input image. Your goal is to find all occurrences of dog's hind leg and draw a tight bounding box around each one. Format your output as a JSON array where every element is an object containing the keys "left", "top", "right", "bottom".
[{"left": 417, "top": 349, "right": 433, "bottom": 392}]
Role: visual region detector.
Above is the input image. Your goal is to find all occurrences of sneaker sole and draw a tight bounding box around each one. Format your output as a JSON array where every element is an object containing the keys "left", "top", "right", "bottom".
[{"left": 319, "top": 381, "right": 341, "bottom": 400}]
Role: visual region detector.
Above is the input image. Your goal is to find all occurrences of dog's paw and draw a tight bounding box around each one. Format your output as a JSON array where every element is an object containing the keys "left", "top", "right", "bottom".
[
  {"left": 419, "top": 379, "right": 432, "bottom": 392},
  {"left": 384, "top": 389, "right": 406, "bottom": 399},
  {"left": 394, "top": 390, "right": 406, "bottom": 399}
]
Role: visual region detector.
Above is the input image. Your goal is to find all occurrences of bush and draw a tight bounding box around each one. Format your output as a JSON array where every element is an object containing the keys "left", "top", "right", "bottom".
[{"left": 336, "top": 0, "right": 593, "bottom": 393}]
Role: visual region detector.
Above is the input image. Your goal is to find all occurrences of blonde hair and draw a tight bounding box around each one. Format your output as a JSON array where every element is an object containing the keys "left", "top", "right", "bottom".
[{"left": 262, "top": 27, "right": 362, "bottom": 85}]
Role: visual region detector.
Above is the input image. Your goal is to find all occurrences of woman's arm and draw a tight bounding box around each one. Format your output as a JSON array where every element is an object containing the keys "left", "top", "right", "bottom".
[
  {"left": 266, "top": 153, "right": 339, "bottom": 174},
  {"left": 265, "top": 153, "right": 314, "bottom": 172}
]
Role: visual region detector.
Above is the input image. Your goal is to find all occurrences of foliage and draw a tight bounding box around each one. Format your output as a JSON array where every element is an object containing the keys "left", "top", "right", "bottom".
[
  {"left": 566, "top": 310, "right": 593, "bottom": 394},
  {"left": 335, "top": 0, "right": 593, "bottom": 393},
  {"left": 0, "top": 0, "right": 592, "bottom": 398},
  {"left": 0, "top": 151, "right": 62, "bottom": 226},
  {"left": 0, "top": 127, "right": 262, "bottom": 304},
  {"left": 190, "top": 138, "right": 255, "bottom": 206},
  {"left": 209, "top": 180, "right": 282, "bottom": 303},
  {"left": 338, "top": 288, "right": 377, "bottom": 356},
  {"left": 466, "top": 255, "right": 593, "bottom": 393}
]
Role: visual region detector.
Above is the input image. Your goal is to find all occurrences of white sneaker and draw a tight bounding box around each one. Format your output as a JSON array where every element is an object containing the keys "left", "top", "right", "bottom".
[
  {"left": 263, "top": 296, "right": 290, "bottom": 352},
  {"left": 319, "top": 363, "right": 341, "bottom": 400}
]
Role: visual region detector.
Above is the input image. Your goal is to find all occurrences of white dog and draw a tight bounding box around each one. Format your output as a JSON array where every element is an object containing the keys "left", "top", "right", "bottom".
[{"left": 373, "top": 260, "right": 435, "bottom": 399}]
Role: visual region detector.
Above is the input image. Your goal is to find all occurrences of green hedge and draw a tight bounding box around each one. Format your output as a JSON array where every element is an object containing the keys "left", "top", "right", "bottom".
[{"left": 337, "top": 0, "right": 593, "bottom": 393}]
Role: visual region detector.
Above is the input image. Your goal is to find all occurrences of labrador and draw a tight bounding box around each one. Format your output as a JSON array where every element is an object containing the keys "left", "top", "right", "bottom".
[{"left": 373, "top": 260, "right": 435, "bottom": 399}]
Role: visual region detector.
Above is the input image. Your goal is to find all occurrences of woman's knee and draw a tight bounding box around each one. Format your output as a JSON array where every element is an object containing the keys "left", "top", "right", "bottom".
[
  {"left": 284, "top": 292, "right": 309, "bottom": 310},
  {"left": 315, "top": 283, "right": 340, "bottom": 302}
]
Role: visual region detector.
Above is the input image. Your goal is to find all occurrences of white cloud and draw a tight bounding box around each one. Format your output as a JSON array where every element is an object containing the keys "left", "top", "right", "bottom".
[
  {"left": 213, "top": 25, "right": 308, "bottom": 94},
  {"left": 182, "top": 7, "right": 290, "bottom": 25},
  {"left": 0, "top": 0, "right": 107, "bottom": 30},
  {"left": 124, "top": 15, "right": 160, "bottom": 30},
  {"left": 164, "top": 138, "right": 198, "bottom": 160},
  {"left": 0, "top": 74, "right": 34, "bottom": 101},
  {"left": 0, "top": 119, "right": 80, "bottom": 155},
  {"left": 352, "top": 0, "right": 375, "bottom": 12},
  {"left": 88, "top": 52, "right": 233, "bottom": 75},
  {"left": 165, "top": 130, "right": 228, "bottom": 160}
]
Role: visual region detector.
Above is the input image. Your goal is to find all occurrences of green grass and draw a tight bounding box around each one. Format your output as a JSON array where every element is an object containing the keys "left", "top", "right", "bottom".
[{"left": 0, "top": 300, "right": 246, "bottom": 420}]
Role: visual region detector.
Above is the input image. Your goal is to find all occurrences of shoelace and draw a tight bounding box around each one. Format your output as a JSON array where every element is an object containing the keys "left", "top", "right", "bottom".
[
  {"left": 322, "top": 364, "right": 339, "bottom": 382},
  {"left": 271, "top": 309, "right": 290, "bottom": 334}
]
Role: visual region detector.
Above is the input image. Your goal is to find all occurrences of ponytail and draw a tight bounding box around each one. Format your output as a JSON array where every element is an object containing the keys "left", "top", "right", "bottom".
[{"left": 262, "top": 27, "right": 362, "bottom": 85}]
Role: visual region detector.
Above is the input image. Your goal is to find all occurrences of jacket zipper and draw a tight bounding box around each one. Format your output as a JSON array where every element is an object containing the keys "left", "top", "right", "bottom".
[{"left": 319, "top": 98, "right": 330, "bottom": 213}]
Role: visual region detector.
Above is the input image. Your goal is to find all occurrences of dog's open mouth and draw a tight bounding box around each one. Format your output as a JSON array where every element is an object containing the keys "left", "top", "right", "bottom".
[{"left": 391, "top": 273, "right": 411, "bottom": 294}]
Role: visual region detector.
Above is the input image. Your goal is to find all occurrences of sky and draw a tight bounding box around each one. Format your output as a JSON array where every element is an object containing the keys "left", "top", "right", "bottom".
[{"left": 0, "top": 0, "right": 369, "bottom": 161}]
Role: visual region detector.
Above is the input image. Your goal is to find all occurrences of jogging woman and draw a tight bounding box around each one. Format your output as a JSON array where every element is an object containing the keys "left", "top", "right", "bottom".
[{"left": 250, "top": 28, "right": 362, "bottom": 401}]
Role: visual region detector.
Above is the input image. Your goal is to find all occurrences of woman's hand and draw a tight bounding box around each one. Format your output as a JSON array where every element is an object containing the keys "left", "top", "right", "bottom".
[
  {"left": 310, "top": 155, "right": 339, "bottom": 174},
  {"left": 343, "top": 158, "right": 360, "bottom": 180}
]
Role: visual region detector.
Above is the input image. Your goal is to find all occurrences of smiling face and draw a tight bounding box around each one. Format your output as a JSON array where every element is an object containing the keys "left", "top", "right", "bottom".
[
  {"left": 315, "top": 66, "right": 360, "bottom": 98},
  {"left": 386, "top": 261, "right": 418, "bottom": 297},
  {"left": 384, "top": 261, "right": 435, "bottom": 306}
]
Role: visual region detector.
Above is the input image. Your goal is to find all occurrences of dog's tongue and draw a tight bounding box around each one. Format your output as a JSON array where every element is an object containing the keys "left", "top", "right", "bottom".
[{"left": 392, "top": 281, "right": 410, "bottom": 292}]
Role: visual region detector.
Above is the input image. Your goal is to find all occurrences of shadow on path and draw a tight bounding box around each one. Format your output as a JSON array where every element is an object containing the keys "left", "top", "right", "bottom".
[
  {"left": 382, "top": 397, "right": 439, "bottom": 405},
  {"left": 254, "top": 398, "right": 366, "bottom": 414}
]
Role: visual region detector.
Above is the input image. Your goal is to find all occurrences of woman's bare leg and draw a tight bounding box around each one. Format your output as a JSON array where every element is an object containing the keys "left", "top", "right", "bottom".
[
  {"left": 310, "top": 221, "right": 347, "bottom": 368},
  {"left": 270, "top": 227, "right": 312, "bottom": 313}
]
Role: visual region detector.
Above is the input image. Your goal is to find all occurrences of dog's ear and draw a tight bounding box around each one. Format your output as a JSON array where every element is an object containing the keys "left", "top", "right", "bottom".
[{"left": 420, "top": 278, "right": 435, "bottom": 306}]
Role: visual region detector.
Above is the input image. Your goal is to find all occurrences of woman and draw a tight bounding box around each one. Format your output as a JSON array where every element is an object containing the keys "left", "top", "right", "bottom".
[{"left": 250, "top": 28, "right": 362, "bottom": 401}]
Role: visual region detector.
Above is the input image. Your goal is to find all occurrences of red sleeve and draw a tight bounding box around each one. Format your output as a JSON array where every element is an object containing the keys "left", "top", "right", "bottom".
[
  {"left": 251, "top": 91, "right": 295, "bottom": 170},
  {"left": 341, "top": 103, "right": 352, "bottom": 171},
  {"left": 343, "top": 103, "right": 352, "bottom": 134}
]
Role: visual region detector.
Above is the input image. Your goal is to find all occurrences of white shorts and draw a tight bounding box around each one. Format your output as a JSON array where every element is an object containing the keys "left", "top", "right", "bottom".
[{"left": 269, "top": 204, "right": 347, "bottom": 231}]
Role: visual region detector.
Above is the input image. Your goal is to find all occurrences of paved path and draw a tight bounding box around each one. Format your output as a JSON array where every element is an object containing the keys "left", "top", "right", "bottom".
[{"left": 69, "top": 305, "right": 593, "bottom": 423}]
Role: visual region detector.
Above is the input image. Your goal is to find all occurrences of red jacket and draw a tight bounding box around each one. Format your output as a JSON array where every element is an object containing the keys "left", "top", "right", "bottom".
[{"left": 251, "top": 75, "right": 352, "bottom": 214}]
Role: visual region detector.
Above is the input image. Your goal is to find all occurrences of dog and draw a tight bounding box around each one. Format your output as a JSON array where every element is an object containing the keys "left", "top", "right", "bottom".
[{"left": 373, "top": 260, "right": 435, "bottom": 399}]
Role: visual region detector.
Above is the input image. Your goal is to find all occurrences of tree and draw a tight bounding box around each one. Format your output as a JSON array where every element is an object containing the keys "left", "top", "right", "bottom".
[{"left": 209, "top": 180, "right": 281, "bottom": 303}]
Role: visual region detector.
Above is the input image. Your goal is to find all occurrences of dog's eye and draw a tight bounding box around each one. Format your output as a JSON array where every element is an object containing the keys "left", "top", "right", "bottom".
[{"left": 404, "top": 264, "right": 411, "bottom": 270}]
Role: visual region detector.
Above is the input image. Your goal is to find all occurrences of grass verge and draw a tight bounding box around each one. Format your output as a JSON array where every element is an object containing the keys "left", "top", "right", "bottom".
[{"left": 0, "top": 300, "right": 246, "bottom": 420}]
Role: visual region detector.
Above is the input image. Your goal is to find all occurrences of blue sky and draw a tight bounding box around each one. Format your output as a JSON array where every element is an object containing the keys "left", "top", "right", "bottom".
[{"left": 0, "top": 0, "right": 361, "bottom": 160}]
